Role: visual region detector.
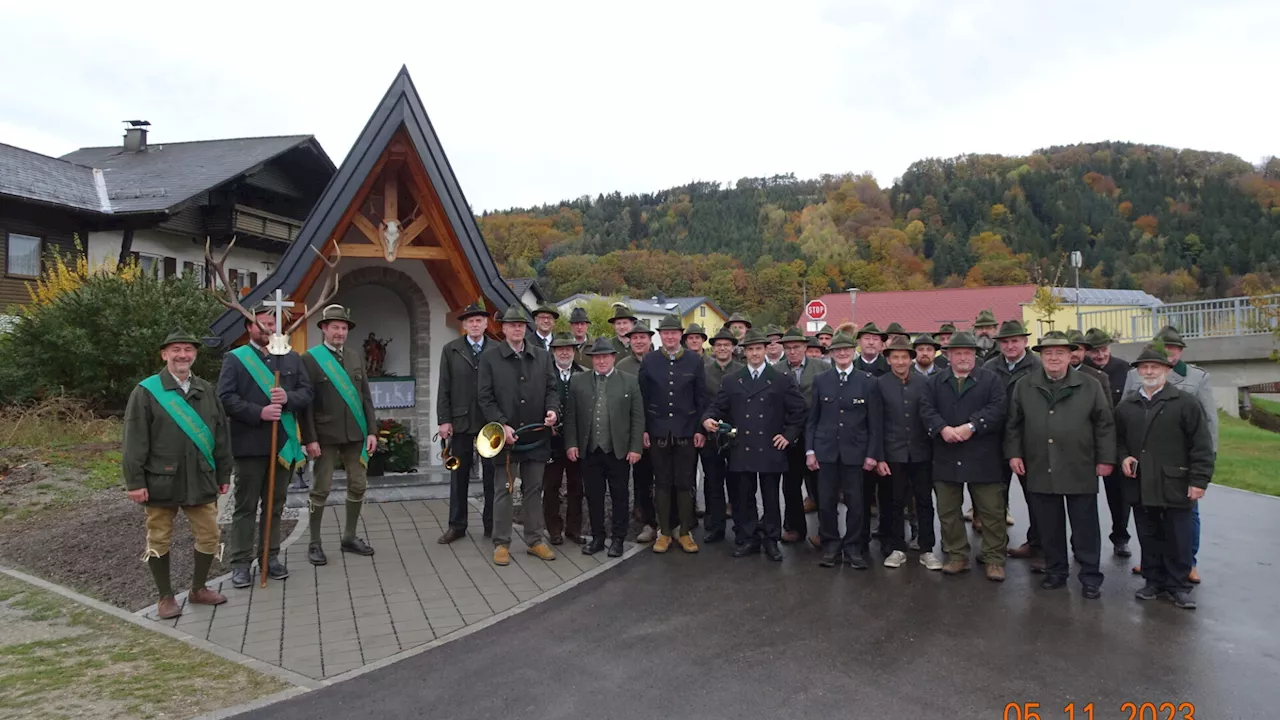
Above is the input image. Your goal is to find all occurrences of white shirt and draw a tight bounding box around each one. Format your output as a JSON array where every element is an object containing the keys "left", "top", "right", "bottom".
[
  {"left": 172, "top": 372, "right": 192, "bottom": 394},
  {"left": 467, "top": 336, "right": 485, "bottom": 354},
  {"left": 748, "top": 362, "right": 766, "bottom": 380},
  {"left": 1139, "top": 384, "right": 1165, "bottom": 401},
  {"left": 834, "top": 363, "right": 853, "bottom": 382},
  {"left": 557, "top": 365, "right": 574, "bottom": 383},
  {"left": 860, "top": 352, "right": 879, "bottom": 365},
  {"left": 1006, "top": 353, "right": 1026, "bottom": 372},
  {"left": 536, "top": 332, "right": 553, "bottom": 348},
  {"left": 915, "top": 362, "right": 936, "bottom": 375}
]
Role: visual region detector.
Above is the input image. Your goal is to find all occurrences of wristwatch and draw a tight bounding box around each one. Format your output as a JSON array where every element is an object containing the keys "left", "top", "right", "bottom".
[{"left": 967, "top": 423, "right": 976, "bottom": 433}]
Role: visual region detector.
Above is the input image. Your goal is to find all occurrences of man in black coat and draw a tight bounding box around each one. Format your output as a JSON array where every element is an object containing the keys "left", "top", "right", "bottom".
[
  {"left": 436, "top": 302, "right": 497, "bottom": 544},
  {"left": 638, "top": 315, "right": 708, "bottom": 553},
  {"left": 1085, "top": 327, "right": 1135, "bottom": 558},
  {"left": 919, "top": 332, "right": 1008, "bottom": 580},
  {"left": 984, "top": 319, "right": 1040, "bottom": 558},
  {"left": 853, "top": 322, "right": 890, "bottom": 376},
  {"left": 700, "top": 328, "right": 743, "bottom": 543},
  {"left": 544, "top": 332, "right": 587, "bottom": 545},
  {"left": 876, "top": 337, "right": 940, "bottom": 570},
  {"left": 218, "top": 305, "right": 313, "bottom": 589},
  {"left": 703, "top": 329, "right": 807, "bottom": 561},
  {"left": 806, "top": 333, "right": 882, "bottom": 568}
]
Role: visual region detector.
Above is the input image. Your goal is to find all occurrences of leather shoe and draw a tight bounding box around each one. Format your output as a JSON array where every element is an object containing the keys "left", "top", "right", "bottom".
[
  {"left": 607, "top": 540, "right": 624, "bottom": 558},
  {"left": 846, "top": 552, "right": 868, "bottom": 570},
  {"left": 267, "top": 558, "right": 289, "bottom": 580},
  {"left": 732, "top": 542, "right": 760, "bottom": 558},
  {"left": 1040, "top": 577, "right": 1067, "bottom": 590},
  {"left": 1082, "top": 585, "right": 1101, "bottom": 600},
  {"left": 156, "top": 595, "right": 182, "bottom": 620},
  {"left": 678, "top": 535, "right": 699, "bottom": 553},
  {"left": 803, "top": 499, "right": 818, "bottom": 513},
  {"left": 1113, "top": 542, "right": 1132, "bottom": 558},
  {"left": 341, "top": 537, "right": 375, "bottom": 556},
  {"left": 1188, "top": 567, "right": 1201, "bottom": 584},
  {"left": 819, "top": 551, "right": 839, "bottom": 568},
  {"left": 940, "top": 559, "right": 969, "bottom": 575},
  {"left": 703, "top": 530, "right": 725, "bottom": 544},
  {"left": 188, "top": 587, "right": 226, "bottom": 606},
  {"left": 437, "top": 528, "right": 466, "bottom": 544},
  {"left": 1030, "top": 556, "right": 1047, "bottom": 573},
  {"left": 763, "top": 541, "right": 783, "bottom": 562},
  {"left": 549, "top": 534, "right": 564, "bottom": 546},
  {"left": 565, "top": 533, "right": 585, "bottom": 545},
  {"left": 231, "top": 566, "right": 252, "bottom": 588},
  {"left": 985, "top": 564, "right": 1005, "bottom": 582},
  {"left": 780, "top": 530, "right": 801, "bottom": 543},
  {"left": 493, "top": 546, "right": 511, "bottom": 565},
  {"left": 583, "top": 538, "right": 605, "bottom": 555},
  {"left": 527, "top": 543, "right": 557, "bottom": 561},
  {"left": 307, "top": 543, "right": 327, "bottom": 566},
  {"left": 1007, "top": 542, "right": 1036, "bottom": 559}
]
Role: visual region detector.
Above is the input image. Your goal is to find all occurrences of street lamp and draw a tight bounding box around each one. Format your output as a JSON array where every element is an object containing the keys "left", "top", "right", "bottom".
[{"left": 1070, "top": 251, "right": 1083, "bottom": 331}]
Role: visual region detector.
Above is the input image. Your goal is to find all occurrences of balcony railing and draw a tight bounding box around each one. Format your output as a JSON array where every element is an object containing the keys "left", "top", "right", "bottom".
[
  {"left": 1078, "top": 294, "right": 1280, "bottom": 342},
  {"left": 231, "top": 204, "right": 303, "bottom": 244}
]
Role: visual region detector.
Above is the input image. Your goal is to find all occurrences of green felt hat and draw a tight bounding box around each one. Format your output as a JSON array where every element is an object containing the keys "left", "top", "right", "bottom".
[
  {"left": 532, "top": 303, "right": 560, "bottom": 320},
  {"left": 764, "top": 324, "right": 785, "bottom": 340},
  {"left": 884, "top": 322, "right": 909, "bottom": 336},
  {"left": 726, "top": 312, "right": 753, "bottom": 328},
  {"left": 1066, "top": 329, "right": 1091, "bottom": 348},
  {"left": 945, "top": 331, "right": 980, "bottom": 350},
  {"left": 457, "top": 300, "right": 489, "bottom": 321},
  {"left": 938, "top": 323, "right": 957, "bottom": 334},
  {"left": 739, "top": 328, "right": 769, "bottom": 346},
  {"left": 583, "top": 337, "right": 618, "bottom": 356},
  {"left": 568, "top": 307, "right": 590, "bottom": 324},
  {"left": 657, "top": 314, "right": 684, "bottom": 332},
  {"left": 995, "top": 319, "right": 1030, "bottom": 339},
  {"left": 498, "top": 305, "right": 529, "bottom": 324},
  {"left": 826, "top": 332, "right": 857, "bottom": 350},
  {"left": 160, "top": 327, "right": 201, "bottom": 350},
  {"left": 973, "top": 309, "right": 998, "bottom": 328},
  {"left": 316, "top": 303, "right": 355, "bottom": 330},
  {"left": 1032, "top": 330, "right": 1078, "bottom": 353},
  {"left": 683, "top": 323, "right": 708, "bottom": 340},
  {"left": 609, "top": 304, "right": 638, "bottom": 324},
  {"left": 855, "top": 322, "right": 888, "bottom": 340},
  {"left": 1084, "top": 327, "right": 1113, "bottom": 347},
  {"left": 550, "top": 331, "right": 579, "bottom": 348},
  {"left": 884, "top": 335, "right": 916, "bottom": 358},
  {"left": 780, "top": 326, "right": 808, "bottom": 344},
  {"left": 626, "top": 320, "right": 654, "bottom": 337},
  {"left": 1131, "top": 344, "right": 1174, "bottom": 368},
  {"left": 817, "top": 323, "right": 837, "bottom": 337},
  {"left": 1154, "top": 325, "right": 1186, "bottom": 348},
  {"left": 912, "top": 332, "right": 942, "bottom": 349},
  {"left": 710, "top": 327, "right": 738, "bottom": 345}
]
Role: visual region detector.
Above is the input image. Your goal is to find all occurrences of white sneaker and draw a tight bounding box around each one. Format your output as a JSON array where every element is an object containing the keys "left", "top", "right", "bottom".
[
  {"left": 636, "top": 525, "right": 656, "bottom": 543},
  {"left": 883, "top": 550, "right": 907, "bottom": 568},
  {"left": 920, "top": 551, "right": 943, "bottom": 571}
]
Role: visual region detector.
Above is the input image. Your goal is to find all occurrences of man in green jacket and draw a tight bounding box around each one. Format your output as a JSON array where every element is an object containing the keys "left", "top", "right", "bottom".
[
  {"left": 776, "top": 327, "right": 825, "bottom": 536},
  {"left": 985, "top": 319, "right": 1040, "bottom": 546},
  {"left": 701, "top": 327, "right": 743, "bottom": 541},
  {"left": 1005, "top": 331, "right": 1115, "bottom": 598},
  {"left": 1115, "top": 345, "right": 1214, "bottom": 609},
  {"left": 300, "top": 305, "right": 378, "bottom": 566},
  {"left": 123, "top": 329, "right": 234, "bottom": 619},
  {"left": 565, "top": 338, "right": 645, "bottom": 557}
]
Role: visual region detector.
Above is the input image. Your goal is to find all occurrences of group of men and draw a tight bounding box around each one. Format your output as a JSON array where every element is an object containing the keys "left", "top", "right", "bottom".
[{"left": 121, "top": 296, "right": 1216, "bottom": 617}]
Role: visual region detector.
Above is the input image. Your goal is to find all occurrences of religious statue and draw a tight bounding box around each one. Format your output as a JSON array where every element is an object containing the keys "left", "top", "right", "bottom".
[{"left": 364, "top": 332, "right": 393, "bottom": 377}]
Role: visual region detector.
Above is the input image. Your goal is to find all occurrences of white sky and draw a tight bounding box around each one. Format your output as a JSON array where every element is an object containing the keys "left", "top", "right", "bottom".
[{"left": 2, "top": 0, "right": 1276, "bottom": 212}]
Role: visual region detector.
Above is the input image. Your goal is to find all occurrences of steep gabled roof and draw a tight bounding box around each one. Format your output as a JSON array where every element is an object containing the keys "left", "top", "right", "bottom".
[
  {"left": 797, "top": 286, "right": 1038, "bottom": 334},
  {"left": 0, "top": 142, "right": 106, "bottom": 212},
  {"left": 506, "top": 277, "right": 545, "bottom": 303},
  {"left": 60, "top": 135, "right": 332, "bottom": 214},
  {"left": 209, "top": 66, "right": 523, "bottom": 344}
]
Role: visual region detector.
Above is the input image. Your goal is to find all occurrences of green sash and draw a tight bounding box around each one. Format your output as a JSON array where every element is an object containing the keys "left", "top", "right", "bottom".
[
  {"left": 139, "top": 374, "right": 217, "bottom": 470},
  {"left": 230, "top": 346, "right": 305, "bottom": 470},
  {"left": 309, "top": 344, "right": 370, "bottom": 467}
]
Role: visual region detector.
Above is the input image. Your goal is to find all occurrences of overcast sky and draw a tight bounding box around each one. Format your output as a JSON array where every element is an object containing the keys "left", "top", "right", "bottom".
[{"left": 2, "top": 0, "right": 1276, "bottom": 212}]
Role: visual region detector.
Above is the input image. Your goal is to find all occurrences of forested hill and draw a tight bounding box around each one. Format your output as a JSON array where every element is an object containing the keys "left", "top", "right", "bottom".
[{"left": 477, "top": 142, "right": 1280, "bottom": 326}]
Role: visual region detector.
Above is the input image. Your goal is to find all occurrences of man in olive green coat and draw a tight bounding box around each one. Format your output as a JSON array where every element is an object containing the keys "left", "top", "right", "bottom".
[
  {"left": 300, "top": 305, "right": 378, "bottom": 566},
  {"left": 565, "top": 338, "right": 645, "bottom": 557},
  {"left": 1005, "top": 331, "right": 1115, "bottom": 598},
  {"left": 1115, "top": 345, "right": 1214, "bottom": 609},
  {"left": 123, "top": 329, "right": 233, "bottom": 619}
]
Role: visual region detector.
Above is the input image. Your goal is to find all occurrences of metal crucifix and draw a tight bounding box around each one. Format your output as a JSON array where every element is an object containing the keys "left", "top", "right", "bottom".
[{"left": 263, "top": 289, "right": 295, "bottom": 356}]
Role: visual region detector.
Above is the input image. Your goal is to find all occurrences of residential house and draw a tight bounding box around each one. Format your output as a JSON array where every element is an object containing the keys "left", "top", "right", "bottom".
[
  {"left": 556, "top": 292, "right": 727, "bottom": 344},
  {"left": 505, "top": 277, "right": 546, "bottom": 311}
]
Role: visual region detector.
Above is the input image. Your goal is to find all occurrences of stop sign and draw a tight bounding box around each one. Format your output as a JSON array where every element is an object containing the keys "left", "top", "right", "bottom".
[{"left": 806, "top": 300, "right": 827, "bottom": 320}]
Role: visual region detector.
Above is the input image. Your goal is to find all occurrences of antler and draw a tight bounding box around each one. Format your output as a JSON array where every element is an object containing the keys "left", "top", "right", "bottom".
[
  {"left": 282, "top": 243, "right": 342, "bottom": 336},
  {"left": 205, "top": 236, "right": 269, "bottom": 336}
]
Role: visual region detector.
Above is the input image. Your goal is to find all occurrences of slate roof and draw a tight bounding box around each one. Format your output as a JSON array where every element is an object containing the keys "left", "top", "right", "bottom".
[
  {"left": 506, "top": 277, "right": 545, "bottom": 302},
  {"left": 1053, "top": 287, "right": 1162, "bottom": 307},
  {"left": 0, "top": 142, "right": 104, "bottom": 212},
  {"left": 555, "top": 293, "right": 725, "bottom": 319},
  {"left": 209, "top": 66, "right": 524, "bottom": 344},
  {"left": 60, "top": 135, "right": 329, "bottom": 214}
]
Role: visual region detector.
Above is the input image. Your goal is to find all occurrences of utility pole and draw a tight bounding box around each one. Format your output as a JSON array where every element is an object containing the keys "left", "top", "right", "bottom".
[{"left": 1070, "top": 251, "right": 1083, "bottom": 332}]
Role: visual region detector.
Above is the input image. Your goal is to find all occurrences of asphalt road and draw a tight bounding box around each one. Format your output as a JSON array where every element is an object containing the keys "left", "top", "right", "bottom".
[{"left": 240, "top": 485, "right": 1279, "bottom": 720}]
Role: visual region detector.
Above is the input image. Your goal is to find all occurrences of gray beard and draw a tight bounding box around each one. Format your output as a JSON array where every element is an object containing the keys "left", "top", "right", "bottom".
[{"left": 977, "top": 336, "right": 995, "bottom": 351}]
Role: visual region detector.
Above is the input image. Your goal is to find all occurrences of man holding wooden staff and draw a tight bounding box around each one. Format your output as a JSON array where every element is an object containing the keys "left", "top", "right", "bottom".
[{"left": 218, "top": 301, "right": 313, "bottom": 589}]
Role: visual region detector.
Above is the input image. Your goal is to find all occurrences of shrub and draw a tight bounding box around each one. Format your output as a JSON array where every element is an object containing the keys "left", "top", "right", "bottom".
[{"left": 0, "top": 260, "right": 225, "bottom": 413}]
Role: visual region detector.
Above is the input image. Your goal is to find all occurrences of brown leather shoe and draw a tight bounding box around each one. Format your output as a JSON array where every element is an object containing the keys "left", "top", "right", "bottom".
[
  {"left": 1188, "top": 567, "right": 1201, "bottom": 584},
  {"left": 781, "top": 530, "right": 801, "bottom": 543},
  {"left": 156, "top": 595, "right": 182, "bottom": 619},
  {"left": 188, "top": 587, "right": 226, "bottom": 606},
  {"left": 653, "top": 534, "right": 672, "bottom": 554},
  {"left": 940, "top": 559, "right": 970, "bottom": 575},
  {"left": 527, "top": 543, "right": 557, "bottom": 561},
  {"left": 1030, "top": 556, "right": 1046, "bottom": 573},
  {"left": 1131, "top": 564, "right": 1141, "bottom": 575},
  {"left": 803, "top": 499, "right": 818, "bottom": 514},
  {"left": 986, "top": 564, "right": 1006, "bottom": 582},
  {"left": 437, "top": 528, "right": 466, "bottom": 544},
  {"left": 549, "top": 534, "right": 564, "bottom": 546},
  {"left": 565, "top": 532, "right": 585, "bottom": 545},
  {"left": 493, "top": 546, "right": 511, "bottom": 566},
  {"left": 1007, "top": 542, "right": 1036, "bottom": 559},
  {"left": 677, "top": 534, "right": 699, "bottom": 553}
]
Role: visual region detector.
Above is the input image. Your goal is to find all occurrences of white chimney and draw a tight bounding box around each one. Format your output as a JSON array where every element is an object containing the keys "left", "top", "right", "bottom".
[{"left": 123, "top": 120, "right": 150, "bottom": 152}]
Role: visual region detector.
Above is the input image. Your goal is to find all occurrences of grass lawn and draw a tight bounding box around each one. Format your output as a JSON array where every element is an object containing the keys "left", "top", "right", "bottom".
[
  {"left": 1215, "top": 411, "right": 1280, "bottom": 496},
  {"left": 1250, "top": 396, "right": 1280, "bottom": 416},
  {"left": 0, "top": 574, "right": 288, "bottom": 719}
]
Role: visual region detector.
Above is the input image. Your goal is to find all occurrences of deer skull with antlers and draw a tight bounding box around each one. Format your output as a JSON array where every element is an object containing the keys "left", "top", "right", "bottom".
[{"left": 205, "top": 236, "right": 342, "bottom": 354}]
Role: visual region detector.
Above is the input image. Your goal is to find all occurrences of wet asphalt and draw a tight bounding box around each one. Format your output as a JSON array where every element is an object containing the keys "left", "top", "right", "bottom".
[{"left": 238, "top": 485, "right": 1279, "bottom": 720}]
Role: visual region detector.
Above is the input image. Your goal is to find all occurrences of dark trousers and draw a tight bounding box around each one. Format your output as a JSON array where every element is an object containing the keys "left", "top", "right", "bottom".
[
  {"left": 892, "top": 461, "right": 935, "bottom": 553},
  {"left": 447, "top": 433, "right": 495, "bottom": 533},
  {"left": 783, "top": 441, "right": 810, "bottom": 533},
  {"left": 543, "top": 453, "right": 583, "bottom": 539},
  {"left": 735, "top": 472, "right": 782, "bottom": 544},
  {"left": 1013, "top": 474, "right": 1039, "bottom": 548},
  {"left": 699, "top": 444, "right": 733, "bottom": 535},
  {"left": 651, "top": 436, "right": 697, "bottom": 536},
  {"left": 1101, "top": 470, "right": 1132, "bottom": 544},
  {"left": 818, "top": 460, "right": 865, "bottom": 555},
  {"left": 229, "top": 457, "right": 289, "bottom": 567},
  {"left": 584, "top": 449, "right": 630, "bottom": 542},
  {"left": 1133, "top": 504, "right": 1193, "bottom": 593},
  {"left": 1031, "top": 492, "right": 1103, "bottom": 588},
  {"left": 633, "top": 451, "right": 654, "bottom": 526},
  {"left": 861, "top": 466, "right": 905, "bottom": 551}
]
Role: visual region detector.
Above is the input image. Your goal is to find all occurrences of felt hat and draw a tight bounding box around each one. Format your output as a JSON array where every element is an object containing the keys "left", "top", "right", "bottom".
[
  {"left": 609, "top": 304, "right": 638, "bottom": 324},
  {"left": 550, "top": 331, "right": 579, "bottom": 348},
  {"left": 807, "top": 336, "right": 826, "bottom": 351},
  {"left": 657, "top": 314, "right": 684, "bottom": 332},
  {"left": 1066, "top": 328, "right": 1091, "bottom": 348},
  {"left": 160, "top": 327, "right": 201, "bottom": 350},
  {"left": 937, "top": 323, "right": 957, "bottom": 334},
  {"left": 1084, "top": 328, "right": 1113, "bottom": 347},
  {"left": 531, "top": 303, "right": 560, "bottom": 320},
  {"left": 1154, "top": 325, "right": 1186, "bottom": 348},
  {"left": 995, "top": 319, "right": 1030, "bottom": 339},
  {"left": 826, "top": 332, "right": 857, "bottom": 350},
  {"left": 457, "top": 301, "right": 489, "bottom": 321},
  {"left": 855, "top": 322, "right": 889, "bottom": 340},
  {"left": 1130, "top": 344, "right": 1174, "bottom": 368},
  {"left": 1032, "top": 330, "right": 1078, "bottom": 353},
  {"left": 883, "top": 336, "right": 917, "bottom": 358},
  {"left": 683, "top": 323, "right": 708, "bottom": 340},
  {"left": 739, "top": 328, "right": 769, "bottom": 346},
  {"left": 764, "top": 324, "right": 784, "bottom": 340},
  {"left": 973, "top": 309, "right": 998, "bottom": 328},
  {"left": 945, "top": 331, "right": 980, "bottom": 350},
  {"left": 568, "top": 307, "right": 590, "bottom": 324},
  {"left": 626, "top": 320, "right": 654, "bottom": 337},
  {"left": 912, "top": 332, "right": 942, "bottom": 349},
  {"left": 884, "top": 322, "right": 909, "bottom": 337},
  {"left": 498, "top": 305, "right": 529, "bottom": 324},
  {"left": 817, "top": 323, "right": 837, "bottom": 337},
  {"left": 726, "top": 312, "right": 753, "bottom": 328},
  {"left": 710, "top": 327, "right": 738, "bottom": 345},
  {"left": 584, "top": 337, "right": 618, "bottom": 356},
  {"left": 780, "top": 327, "right": 808, "bottom": 344},
  {"left": 316, "top": 303, "right": 355, "bottom": 329}
]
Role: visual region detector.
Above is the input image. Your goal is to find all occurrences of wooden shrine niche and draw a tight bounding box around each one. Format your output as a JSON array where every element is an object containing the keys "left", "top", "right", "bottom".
[{"left": 341, "top": 134, "right": 449, "bottom": 263}]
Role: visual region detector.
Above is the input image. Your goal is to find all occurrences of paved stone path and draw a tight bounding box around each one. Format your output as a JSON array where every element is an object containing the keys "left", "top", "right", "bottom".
[{"left": 144, "top": 499, "right": 624, "bottom": 680}]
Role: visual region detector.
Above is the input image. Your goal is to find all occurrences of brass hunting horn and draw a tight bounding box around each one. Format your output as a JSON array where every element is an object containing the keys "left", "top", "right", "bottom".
[
  {"left": 475, "top": 421, "right": 551, "bottom": 493},
  {"left": 434, "top": 432, "right": 460, "bottom": 471}
]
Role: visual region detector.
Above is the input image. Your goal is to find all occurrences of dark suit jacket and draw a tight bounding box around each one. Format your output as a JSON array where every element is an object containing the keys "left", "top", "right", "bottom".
[
  {"left": 217, "top": 345, "right": 313, "bottom": 458},
  {"left": 1090, "top": 355, "right": 1129, "bottom": 408},
  {"left": 876, "top": 371, "right": 932, "bottom": 464},
  {"left": 564, "top": 370, "right": 645, "bottom": 460},
  {"left": 704, "top": 364, "right": 807, "bottom": 474},
  {"left": 854, "top": 353, "right": 890, "bottom": 377},
  {"left": 806, "top": 367, "right": 883, "bottom": 466},
  {"left": 774, "top": 358, "right": 825, "bottom": 410},
  {"left": 300, "top": 344, "right": 376, "bottom": 446},
  {"left": 919, "top": 367, "right": 1006, "bottom": 484},
  {"left": 436, "top": 335, "right": 491, "bottom": 436},
  {"left": 638, "top": 349, "right": 707, "bottom": 439},
  {"left": 477, "top": 341, "right": 559, "bottom": 462},
  {"left": 1073, "top": 362, "right": 1113, "bottom": 404},
  {"left": 551, "top": 363, "right": 586, "bottom": 453}
]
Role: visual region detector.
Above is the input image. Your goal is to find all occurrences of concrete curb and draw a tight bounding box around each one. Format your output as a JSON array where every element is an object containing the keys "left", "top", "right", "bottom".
[
  {"left": 0, "top": 563, "right": 324, "bottom": 692},
  {"left": 1215, "top": 483, "right": 1280, "bottom": 501},
  {"left": 192, "top": 540, "right": 648, "bottom": 719}
]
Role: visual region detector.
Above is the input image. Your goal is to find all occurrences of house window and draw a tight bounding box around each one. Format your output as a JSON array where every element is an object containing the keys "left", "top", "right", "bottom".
[
  {"left": 6, "top": 233, "right": 42, "bottom": 277},
  {"left": 699, "top": 306, "right": 706, "bottom": 318},
  {"left": 137, "top": 253, "right": 162, "bottom": 277}
]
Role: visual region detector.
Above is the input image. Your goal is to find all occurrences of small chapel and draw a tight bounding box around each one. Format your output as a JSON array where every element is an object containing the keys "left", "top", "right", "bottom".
[{"left": 210, "top": 67, "right": 523, "bottom": 465}]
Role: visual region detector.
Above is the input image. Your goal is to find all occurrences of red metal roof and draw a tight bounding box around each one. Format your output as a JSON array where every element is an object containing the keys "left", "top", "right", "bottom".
[{"left": 797, "top": 285, "right": 1037, "bottom": 334}]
